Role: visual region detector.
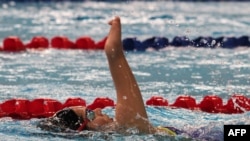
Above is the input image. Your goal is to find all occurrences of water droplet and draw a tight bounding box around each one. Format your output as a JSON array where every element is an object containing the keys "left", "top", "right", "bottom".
[
  {"left": 9, "top": 1, "right": 16, "bottom": 6},
  {"left": 211, "top": 40, "right": 216, "bottom": 46},
  {"left": 135, "top": 113, "right": 141, "bottom": 119},
  {"left": 159, "top": 89, "right": 164, "bottom": 93},
  {"left": 123, "top": 96, "right": 127, "bottom": 100},
  {"left": 2, "top": 4, "right": 8, "bottom": 9}
]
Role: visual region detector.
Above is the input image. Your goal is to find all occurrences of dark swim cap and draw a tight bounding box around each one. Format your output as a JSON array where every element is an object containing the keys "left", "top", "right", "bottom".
[{"left": 37, "top": 108, "right": 83, "bottom": 132}]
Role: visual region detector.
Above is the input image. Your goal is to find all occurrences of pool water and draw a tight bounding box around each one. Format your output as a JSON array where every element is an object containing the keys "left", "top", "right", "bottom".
[{"left": 0, "top": 1, "right": 250, "bottom": 141}]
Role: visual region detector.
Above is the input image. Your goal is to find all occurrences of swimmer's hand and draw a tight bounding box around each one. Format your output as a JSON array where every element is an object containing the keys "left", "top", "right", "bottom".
[{"left": 105, "top": 16, "right": 124, "bottom": 58}]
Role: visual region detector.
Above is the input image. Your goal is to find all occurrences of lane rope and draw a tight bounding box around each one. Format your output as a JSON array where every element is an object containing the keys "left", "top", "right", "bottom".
[
  {"left": 0, "top": 94, "right": 249, "bottom": 119},
  {"left": 1, "top": 35, "right": 250, "bottom": 52}
]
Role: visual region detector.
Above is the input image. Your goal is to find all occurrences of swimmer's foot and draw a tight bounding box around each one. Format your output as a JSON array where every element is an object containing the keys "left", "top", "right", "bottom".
[{"left": 105, "top": 16, "right": 123, "bottom": 58}]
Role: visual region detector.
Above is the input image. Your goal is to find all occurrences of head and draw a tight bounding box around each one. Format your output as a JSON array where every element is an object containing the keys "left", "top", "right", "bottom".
[
  {"left": 38, "top": 108, "right": 84, "bottom": 132},
  {"left": 37, "top": 106, "right": 113, "bottom": 132}
]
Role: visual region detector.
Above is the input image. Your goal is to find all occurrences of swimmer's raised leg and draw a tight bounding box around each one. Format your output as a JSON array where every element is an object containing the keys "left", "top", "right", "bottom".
[{"left": 105, "top": 16, "right": 155, "bottom": 134}]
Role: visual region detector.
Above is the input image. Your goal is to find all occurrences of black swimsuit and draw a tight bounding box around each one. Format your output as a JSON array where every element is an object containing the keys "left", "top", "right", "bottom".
[{"left": 37, "top": 108, "right": 83, "bottom": 132}]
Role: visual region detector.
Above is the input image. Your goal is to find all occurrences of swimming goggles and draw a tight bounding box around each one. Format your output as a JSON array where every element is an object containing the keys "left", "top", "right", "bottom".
[
  {"left": 86, "top": 108, "right": 95, "bottom": 121},
  {"left": 78, "top": 108, "right": 95, "bottom": 131}
]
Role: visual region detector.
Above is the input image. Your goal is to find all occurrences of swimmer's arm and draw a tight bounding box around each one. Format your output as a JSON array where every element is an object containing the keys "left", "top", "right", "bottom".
[{"left": 105, "top": 17, "right": 155, "bottom": 133}]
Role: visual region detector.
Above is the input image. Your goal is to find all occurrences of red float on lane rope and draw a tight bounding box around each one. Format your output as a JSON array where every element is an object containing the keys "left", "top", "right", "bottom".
[
  {"left": 199, "top": 95, "right": 226, "bottom": 113},
  {"left": 170, "top": 95, "right": 197, "bottom": 110},
  {"left": 75, "top": 36, "right": 96, "bottom": 49},
  {"left": 87, "top": 97, "right": 115, "bottom": 110},
  {"left": 28, "top": 98, "right": 63, "bottom": 118},
  {"left": 225, "top": 94, "right": 250, "bottom": 114},
  {"left": 95, "top": 36, "right": 107, "bottom": 50},
  {"left": 63, "top": 97, "right": 86, "bottom": 108},
  {"left": 146, "top": 96, "right": 168, "bottom": 106},
  {"left": 0, "top": 99, "right": 30, "bottom": 119},
  {"left": 26, "top": 36, "right": 49, "bottom": 49},
  {"left": 51, "top": 36, "right": 75, "bottom": 49},
  {"left": 3, "top": 36, "right": 25, "bottom": 52}
]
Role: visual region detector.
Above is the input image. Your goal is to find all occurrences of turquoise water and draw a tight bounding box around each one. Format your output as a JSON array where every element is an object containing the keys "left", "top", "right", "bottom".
[{"left": 0, "top": 1, "right": 250, "bottom": 141}]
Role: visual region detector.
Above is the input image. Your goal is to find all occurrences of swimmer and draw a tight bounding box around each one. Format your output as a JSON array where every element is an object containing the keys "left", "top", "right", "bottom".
[{"left": 37, "top": 16, "right": 184, "bottom": 136}]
